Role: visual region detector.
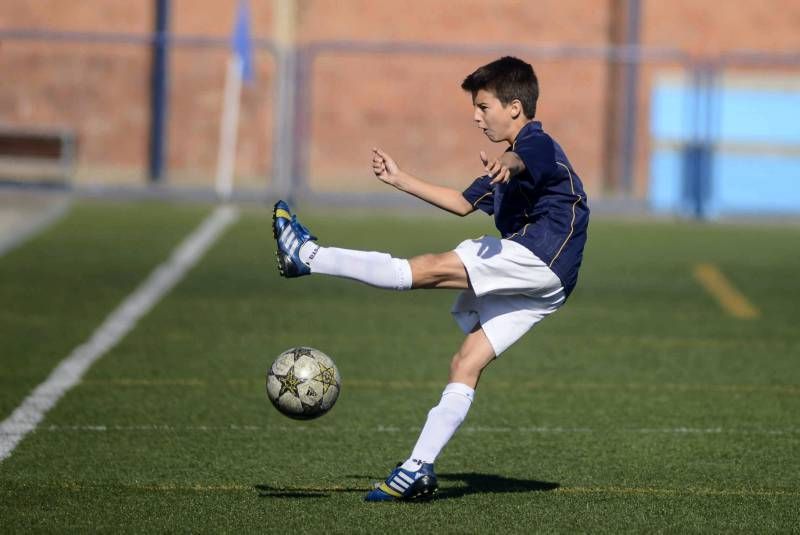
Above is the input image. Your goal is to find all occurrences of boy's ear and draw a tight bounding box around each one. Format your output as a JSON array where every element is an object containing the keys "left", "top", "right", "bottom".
[{"left": 510, "top": 99, "right": 523, "bottom": 119}]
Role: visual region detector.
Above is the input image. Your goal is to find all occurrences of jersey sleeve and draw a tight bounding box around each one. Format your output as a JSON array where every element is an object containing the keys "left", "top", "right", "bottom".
[
  {"left": 462, "top": 175, "right": 495, "bottom": 215},
  {"left": 511, "top": 131, "right": 557, "bottom": 187}
]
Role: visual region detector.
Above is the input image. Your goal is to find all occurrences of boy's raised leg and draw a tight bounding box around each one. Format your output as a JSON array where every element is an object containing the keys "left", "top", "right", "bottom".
[
  {"left": 272, "top": 200, "right": 469, "bottom": 291},
  {"left": 273, "top": 200, "right": 412, "bottom": 289}
]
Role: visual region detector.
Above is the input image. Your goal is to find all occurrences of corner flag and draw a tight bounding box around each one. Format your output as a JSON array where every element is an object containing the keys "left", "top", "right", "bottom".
[
  {"left": 232, "top": 0, "right": 254, "bottom": 83},
  {"left": 216, "top": 0, "right": 254, "bottom": 200}
]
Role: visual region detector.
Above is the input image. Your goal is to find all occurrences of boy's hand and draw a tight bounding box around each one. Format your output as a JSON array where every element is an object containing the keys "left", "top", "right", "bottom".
[
  {"left": 480, "top": 150, "right": 511, "bottom": 185},
  {"left": 372, "top": 147, "right": 401, "bottom": 185}
]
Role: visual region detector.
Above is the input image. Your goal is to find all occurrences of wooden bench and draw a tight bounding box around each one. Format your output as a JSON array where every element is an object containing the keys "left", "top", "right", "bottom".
[{"left": 0, "top": 126, "right": 76, "bottom": 187}]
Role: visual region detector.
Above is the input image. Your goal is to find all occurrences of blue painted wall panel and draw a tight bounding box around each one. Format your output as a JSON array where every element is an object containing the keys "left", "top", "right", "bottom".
[
  {"left": 719, "top": 89, "right": 800, "bottom": 144},
  {"left": 649, "top": 76, "right": 800, "bottom": 216},
  {"left": 649, "top": 150, "right": 684, "bottom": 213},
  {"left": 714, "top": 155, "right": 800, "bottom": 213}
]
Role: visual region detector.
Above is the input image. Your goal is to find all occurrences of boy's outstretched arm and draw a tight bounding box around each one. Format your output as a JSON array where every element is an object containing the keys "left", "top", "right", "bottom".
[{"left": 372, "top": 148, "right": 475, "bottom": 216}]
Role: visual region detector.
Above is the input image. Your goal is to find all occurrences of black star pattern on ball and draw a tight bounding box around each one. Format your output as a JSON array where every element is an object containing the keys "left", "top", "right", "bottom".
[
  {"left": 293, "top": 347, "right": 314, "bottom": 360},
  {"left": 313, "top": 362, "right": 338, "bottom": 396},
  {"left": 275, "top": 366, "right": 301, "bottom": 398}
]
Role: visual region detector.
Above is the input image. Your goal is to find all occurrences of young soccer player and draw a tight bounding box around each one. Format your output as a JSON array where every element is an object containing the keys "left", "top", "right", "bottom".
[{"left": 272, "top": 56, "right": 589, "bottom": 501}]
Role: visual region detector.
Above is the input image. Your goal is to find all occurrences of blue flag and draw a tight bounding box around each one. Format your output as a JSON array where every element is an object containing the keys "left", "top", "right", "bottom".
[{"left": 232, "top": 0, "right": 254, "bottom": 83}]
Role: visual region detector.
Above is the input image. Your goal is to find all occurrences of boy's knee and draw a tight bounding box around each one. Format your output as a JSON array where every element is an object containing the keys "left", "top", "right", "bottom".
[
  {"left": 409, "top": 253, "right": 446, "bottom": 286},
  {"left": 410, "top": 253, "right": 435, "bottom": 271},
  {"left": 409, "top": 252, "right": 467, "bottom": 289},
  {"left": 449, "top": 352, "right": 481, "bottom": 382}
]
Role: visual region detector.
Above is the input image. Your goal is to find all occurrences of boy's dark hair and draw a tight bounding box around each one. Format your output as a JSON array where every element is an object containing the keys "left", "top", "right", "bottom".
[{"left": 461, "top": 56, "right": 539, "bottom": 119}]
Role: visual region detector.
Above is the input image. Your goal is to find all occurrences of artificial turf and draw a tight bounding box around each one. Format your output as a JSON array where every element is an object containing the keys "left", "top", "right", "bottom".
[{"left": 1, "top": 200, "right": 798, "bottom": 532}]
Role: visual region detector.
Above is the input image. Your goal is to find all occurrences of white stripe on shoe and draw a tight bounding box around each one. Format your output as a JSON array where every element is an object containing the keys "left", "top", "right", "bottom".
[
  {"left": 388, "top": 480, "right": 407, "bottom": 493},
  {"left": 279, "top": 229, "right": 300, "bottom": 256},
  {"left": 398, "top": 472, "right": 415, "bottom": 485}
]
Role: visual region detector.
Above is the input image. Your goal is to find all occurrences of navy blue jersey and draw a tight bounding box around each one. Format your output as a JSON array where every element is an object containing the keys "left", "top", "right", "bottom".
[{"left": 462, "top": 121, "right": 589, "bottom": 297}]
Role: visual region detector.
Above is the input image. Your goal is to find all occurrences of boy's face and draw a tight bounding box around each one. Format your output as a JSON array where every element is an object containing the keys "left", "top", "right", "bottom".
[{"left": 470, "top": 89, "right": 520, "bottom": 144}]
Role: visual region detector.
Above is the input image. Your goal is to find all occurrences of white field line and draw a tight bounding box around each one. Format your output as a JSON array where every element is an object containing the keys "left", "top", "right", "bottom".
[
  {"left": 0, "top": 205, "right": 240, "bottom": 462},
  {"left": 36, "top": 424, "right": 800, "bottom": 436},
  {"left": 0, "top": 197, "right": 71, "bottom": 257}
]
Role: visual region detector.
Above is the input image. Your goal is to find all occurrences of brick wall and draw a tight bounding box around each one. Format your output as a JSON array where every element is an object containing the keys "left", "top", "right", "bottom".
[{"left": 1, "top": 0, "right": 798, "bottom": 195}]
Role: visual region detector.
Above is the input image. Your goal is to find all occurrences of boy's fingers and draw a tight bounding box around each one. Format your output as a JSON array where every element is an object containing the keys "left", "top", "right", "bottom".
[
  {"left": 490, "top": 167, "right": 510, "bottom": 184},
  {"left": 479, "top": 150, "right": 489, "bottom": 166}
]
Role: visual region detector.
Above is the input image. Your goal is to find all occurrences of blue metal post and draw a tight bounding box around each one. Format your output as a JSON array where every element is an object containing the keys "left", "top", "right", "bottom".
[
  {"left": 683, "top": 62, "right": 715, "bottom": 219},
  {"left": 148, "top": 0, "right": 170, "bottom": 183}
]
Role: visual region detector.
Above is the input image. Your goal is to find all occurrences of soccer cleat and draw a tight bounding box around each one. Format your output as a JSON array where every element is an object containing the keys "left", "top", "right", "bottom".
[
  {"left": 364, "top": 462, "right": 438, "bottom": 502},
  {"left": 272, "top": 200, "right": 317, "bottom": 278}
]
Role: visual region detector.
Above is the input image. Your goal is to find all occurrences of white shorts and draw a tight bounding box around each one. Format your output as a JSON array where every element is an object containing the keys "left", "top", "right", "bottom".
[{"left": 451, "top": 236, "right": 565, "bottom": 356}]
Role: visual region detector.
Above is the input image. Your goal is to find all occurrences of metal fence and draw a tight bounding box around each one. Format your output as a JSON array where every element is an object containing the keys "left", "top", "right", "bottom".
[{"left": 2, "top": 28, "right": 799, "bottom": 216}]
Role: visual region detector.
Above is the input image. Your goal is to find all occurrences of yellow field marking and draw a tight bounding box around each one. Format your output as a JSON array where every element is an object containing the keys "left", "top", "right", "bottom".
[
  {"left": 521, "top": 382, "right": 800, "bottom": 395},
  {"left": 557, "top": 486, "right": 800, "bottom": 497},
  {"left": 82, "top": 379, "right": 206, "bottom": 386},
  {"left": 55, "top": 481, "right": 361, "bottom": 493},
  {"left": 343, "top": 380, "right": 800, "bottom": 395},
  {"left": 56, "top": 481, "right": 249, "bottom": 492},
  {"left": 41, "top": 424, "right": 800, "bottom": 436},
  {"left": 49, "top": 481, "right": 800, "bottom": 497},
  {"left": 79, "top": 378, "right": 800, "bottom": 395},
  {"left": 693, "top": 263, "right": 760, "bottom": 319}
]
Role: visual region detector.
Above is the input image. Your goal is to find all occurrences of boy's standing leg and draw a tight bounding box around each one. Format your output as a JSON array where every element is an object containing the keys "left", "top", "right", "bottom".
[
  {"left": 273, "top": 200, "right": 490, "bottom": 501},
  {"left": 364, "top": 325, "right": 495, "bottom": 502}
]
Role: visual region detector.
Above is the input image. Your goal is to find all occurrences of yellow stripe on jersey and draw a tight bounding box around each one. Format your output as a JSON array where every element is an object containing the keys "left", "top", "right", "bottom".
[{"left": 549, "top": 162, "right": 582, "bottom": 268}]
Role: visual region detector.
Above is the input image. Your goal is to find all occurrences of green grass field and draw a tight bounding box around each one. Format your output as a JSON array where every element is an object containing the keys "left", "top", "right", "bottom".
[{"left": 1, "top": 199, "right": 799, "bottom": 532}]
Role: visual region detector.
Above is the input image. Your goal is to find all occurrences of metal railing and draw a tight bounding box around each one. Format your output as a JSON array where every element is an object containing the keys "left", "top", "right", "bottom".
[{"left": 2, "top": 27, "right": 799, "bottom": 216}]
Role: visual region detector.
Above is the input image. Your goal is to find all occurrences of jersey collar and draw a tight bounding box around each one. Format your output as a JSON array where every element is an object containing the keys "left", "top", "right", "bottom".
[{"left": 512, "top": 121, "right": 542, "bottom": 149}]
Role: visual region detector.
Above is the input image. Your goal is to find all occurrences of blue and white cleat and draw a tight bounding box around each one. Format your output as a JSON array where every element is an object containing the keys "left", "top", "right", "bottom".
[
  {"left": 364, "top": 462, "right": 439, "bottom": 502},
  {"left": 272, "top": 200, "right": 317, "bottom": 278}
]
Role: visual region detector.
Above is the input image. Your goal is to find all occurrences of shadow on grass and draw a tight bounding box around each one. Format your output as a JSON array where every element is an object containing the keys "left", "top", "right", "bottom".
[
  {"left": 255, "top": 473, "right": 558, "bottom": 500},
  {"left": 437, "top": 473, "right": 559, "bottom": 499}
]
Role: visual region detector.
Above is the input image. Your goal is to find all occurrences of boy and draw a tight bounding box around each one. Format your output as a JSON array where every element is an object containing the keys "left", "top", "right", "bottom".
[{"left": 272, "top": 56, "right": 589, "bottom": 501}]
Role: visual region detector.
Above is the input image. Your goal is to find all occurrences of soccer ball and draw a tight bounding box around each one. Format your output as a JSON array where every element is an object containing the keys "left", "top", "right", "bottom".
[{"left": 266, "top": 347, "right": 341, "bottom": 420}]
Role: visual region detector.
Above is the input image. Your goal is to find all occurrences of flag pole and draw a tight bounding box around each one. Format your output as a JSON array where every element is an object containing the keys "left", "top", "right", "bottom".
[
  {"left": 215, "top": 0, "right": 253, "bottom": 202},
  {"left": 271, "top": 0, "right": 297, "bottom": 202}
]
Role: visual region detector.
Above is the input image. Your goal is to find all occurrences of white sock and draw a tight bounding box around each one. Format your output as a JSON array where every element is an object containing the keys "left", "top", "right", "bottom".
[
  {"left": 299, "top": 242, "right": 412, "bottom": 291},
  {"left": 402, "top": 382, "right": 475, "bottom": 470}
]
